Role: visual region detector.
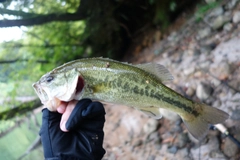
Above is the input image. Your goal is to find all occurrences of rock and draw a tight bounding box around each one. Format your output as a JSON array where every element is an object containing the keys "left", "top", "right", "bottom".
[
  {"left": 171, "top": 124, "right": 182, "bottom": 133},
  {"left": 133, "top": 139, "right": 143, "bottom": 147},
  {"left": 210, "top": 60, "right": 231, "bottom": 80},
  {"left": 176, "top": 148, "right": 192, "bottom": 160},
  {"left": 225, "top": 0, "right": 238, "bottom": 10},
  {"left": 223, "top": 22, "right": 233, "bottom": 31},
  {"left": 186, "top": 87, "right": 195, "bottom": 97},
  {"left": 233, "top": 11, "right": 240, "bottom": 23},
  {"left": 196, "top": 82, "right": 214, "bottom": 100},
  {"left": 167, "top": 31, "right": 178, "bottom": 42},
  {"left": 194, "top": 71, "right": 203, "bottom": 78},
  {"left": 147, "top": 155, "right": 155, "bottom": 160},
  {"left": 212, "top": 16, "right": 225, "bottom": 29},
  {"left": 103, "top": 104, "right": 153, "bottom": 159},
  {"left": 169, "top": 119, "right": 182, "bottom": 133},
  {"left": 211, "top": 78, "right": 221, "bottom": 87},
  {"left": 198, "top": 60, "right": 211, "bottom": 70},
  {"left": 209, "top": 149, "right": 226, "bottom": 159},
  {"left": 146, "top": 131, "right": 161, "bottom": 144},
  {"left": 167, "top": 145, "right": 178, "bottom": 154},
  {"left": 101, "top": 1, "right": 240, "bottom": 158},
  {"left": 154, "top": 140, "right": 162, "bottom": 150},
  {"left": 223, "top": 136, "right": 240, "bottom": 157},
  {"left": 205, "top": 0, "right": 216, "bottom": 4},
  {"left": 229, "top": 81, "right": 240, "bottom": 93},
  {"left": 209, "top": 7, "right": 224, "bottom": 17},
  {"left": 174, "top": 133, "right": 190, "bottom": 148},
  {"left": 232, "top": 93, "right": 240, "bottom": 102},
  {"left": 231, "top": 109, "right": 240, "bottom": 120},
  {"left": 212, "top": 15, "right": 231, "bottom": 30},
  {"left": 183, "top": 67, "right": 195, "bottom": 76},
  {"left": 197, "top": 27, "right": 211, "bottom": 39},
  {"left": 191, "top": 136, "right": 221, "bottom": 159},
  {"left": 212, "top": 37, "right": 240, "bottom": 63},
  {"left": 143, "top": 119, "right": 158, "bottom": 135},
  {"left": 212, "top": 100, "right": 221, "bottom": 110},
  {"left": 160, "top": 108, "right": 180, "bottom": 121}
]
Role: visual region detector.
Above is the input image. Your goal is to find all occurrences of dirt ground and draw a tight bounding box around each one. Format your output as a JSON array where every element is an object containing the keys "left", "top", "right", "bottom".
[{"left": 103, "top": 0, "right": 240, "bottom": 159}]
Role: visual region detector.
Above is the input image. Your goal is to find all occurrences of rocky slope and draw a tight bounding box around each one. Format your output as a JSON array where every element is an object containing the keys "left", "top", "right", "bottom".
[{"left": 103, "top": 0, "right": 240, "bottom": 159}]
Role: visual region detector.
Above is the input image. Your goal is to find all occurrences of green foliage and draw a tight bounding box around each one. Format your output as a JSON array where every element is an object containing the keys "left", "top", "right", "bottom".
[
  {"left": 195, "top": 1, "right": 221, "bottom": 22},
  {"left": 83, "top": 1, "right": 122, "bottom": 58},
  {"left": 170, "top": 1, "right": 177, "bottom": 12},
  {"left": 150, "top": 0, "right": 179, "bottom": 29},
  {"left": 0, "top": 112, "right": 43, "bottom": 160},
  {"left": 25, "top": 21, "right": 86, "bottom": 65},
  {"left": 0, "top": 0, "right": 86, "bottom": 105},
  {"left": 0, "top": 119, "right": 14, "bottom": 132},
  {"left": 0, "top": 0, "right": 80, "bottom": 15}
]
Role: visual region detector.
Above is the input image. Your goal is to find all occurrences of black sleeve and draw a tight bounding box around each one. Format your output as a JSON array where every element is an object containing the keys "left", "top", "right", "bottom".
[{"left": 39, "top": 99, "right": 106, "bottom": 160}]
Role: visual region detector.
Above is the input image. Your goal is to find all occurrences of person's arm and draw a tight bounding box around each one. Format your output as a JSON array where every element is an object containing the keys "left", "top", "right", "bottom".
[{"left": 39, "top": 99, "right": 106, "bottom": 160}]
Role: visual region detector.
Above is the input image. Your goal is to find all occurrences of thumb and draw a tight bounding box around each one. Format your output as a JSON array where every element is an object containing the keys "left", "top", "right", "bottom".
[{"left": 60, "top": 100, "right": 77, "bottom": 132}]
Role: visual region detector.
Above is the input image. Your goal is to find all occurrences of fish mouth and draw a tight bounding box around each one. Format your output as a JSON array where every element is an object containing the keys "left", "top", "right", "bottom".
[
  {"left": 32, "top": 82, "right": 49, "bottom": 104},
  {"left": 32, "top": 75, "right": 85, "bottom": 105}
]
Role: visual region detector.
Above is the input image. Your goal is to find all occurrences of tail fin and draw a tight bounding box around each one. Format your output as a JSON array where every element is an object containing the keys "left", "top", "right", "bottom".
[{"left": 182, "top": 103, "right": 229, "bottom": 140}]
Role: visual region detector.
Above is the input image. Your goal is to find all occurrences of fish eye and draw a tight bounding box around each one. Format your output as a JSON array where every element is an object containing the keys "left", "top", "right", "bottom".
[{"left": 46, "top": 76, "right": 54, "bottom": 83}]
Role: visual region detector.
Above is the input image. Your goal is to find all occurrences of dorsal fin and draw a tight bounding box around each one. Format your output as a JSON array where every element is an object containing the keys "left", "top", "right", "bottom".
[{"left": 136, "top": 63, "right": 174, "bottom": 82}]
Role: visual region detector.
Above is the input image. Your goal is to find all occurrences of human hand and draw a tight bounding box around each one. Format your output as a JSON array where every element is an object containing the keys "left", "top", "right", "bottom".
[
  {"left": 39, "top": 99, "right": 106, "bottom": 160},
  {"left": 56, "top": 100, "right": 78, "bottom": 132}
]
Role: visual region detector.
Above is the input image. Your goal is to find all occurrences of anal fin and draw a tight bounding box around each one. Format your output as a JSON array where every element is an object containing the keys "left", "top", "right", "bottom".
[{"left": 139, "top": 107, "right": 162, "bottom": 119}]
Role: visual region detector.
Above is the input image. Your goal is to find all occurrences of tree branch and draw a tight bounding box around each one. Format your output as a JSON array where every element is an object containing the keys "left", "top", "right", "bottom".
[
  {"left": 0, "top": 12, "right": 87, "bottom": 27},
  {"left": 0, "top": 59, "right": 49, "bottom": 64},
  {"left": 1, "top": 42, "right": 83, "bottom": 48},
  {"left": 0, "top": 8, "right": 38, "bottom": 18},
  {"left": 0, "top": 99, "right": 42, "bottom": 120},
  {"left": 0, "top": 118, "right": 26, "bottom": 138},
  {"left": 18, "top": 136, "right": 41, "bottom": 160}
]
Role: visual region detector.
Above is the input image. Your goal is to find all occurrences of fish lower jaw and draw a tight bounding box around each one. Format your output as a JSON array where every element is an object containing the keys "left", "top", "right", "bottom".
[{"left": 44, "top": 98, "right": 61, "bottom": 111}]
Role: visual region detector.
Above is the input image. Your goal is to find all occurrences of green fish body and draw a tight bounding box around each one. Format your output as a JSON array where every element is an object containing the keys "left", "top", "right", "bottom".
[{"left": 33, "top": 58, "right": 229, "bottom": 140}]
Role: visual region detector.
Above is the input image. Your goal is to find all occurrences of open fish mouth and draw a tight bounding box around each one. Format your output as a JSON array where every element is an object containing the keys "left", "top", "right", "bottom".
[
  {"left": 32, "top": 82, "right": 49, "bottom": 104},
  {"left": 32, "top": 75, "right": 85, "bottom": 104}
]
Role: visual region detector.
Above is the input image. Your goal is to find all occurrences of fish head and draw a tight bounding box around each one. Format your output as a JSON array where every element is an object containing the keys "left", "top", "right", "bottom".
[{"left": 32, "top": 68, "right": 85, "bottom": 111}]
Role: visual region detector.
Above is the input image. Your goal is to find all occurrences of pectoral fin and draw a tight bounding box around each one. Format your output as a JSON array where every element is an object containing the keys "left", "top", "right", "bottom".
[{"left": 139, "top": 107, "right": 162, "bottom": 119}]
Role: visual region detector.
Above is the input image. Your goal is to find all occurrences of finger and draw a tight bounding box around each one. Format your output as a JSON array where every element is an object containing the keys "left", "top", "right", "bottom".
[
  {"left": 60, "top": 100, "right": 78, "bottom": 132},
  {"left": 57, "top": 101, "right": 68, "bottom": 114}
]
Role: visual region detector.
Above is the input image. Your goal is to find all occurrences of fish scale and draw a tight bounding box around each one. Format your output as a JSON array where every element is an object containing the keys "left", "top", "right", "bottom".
[
  {"left": 33, "top": 57, "right": 229, "bottom": 140},
  {"left": 79, "top": 63, "right": 210, "bottom": 119}
]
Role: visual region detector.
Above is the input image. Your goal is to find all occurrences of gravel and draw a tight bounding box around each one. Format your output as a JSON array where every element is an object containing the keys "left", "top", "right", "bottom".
[{"left": 104, "top": 1, "right": 240, "bottom": 159}]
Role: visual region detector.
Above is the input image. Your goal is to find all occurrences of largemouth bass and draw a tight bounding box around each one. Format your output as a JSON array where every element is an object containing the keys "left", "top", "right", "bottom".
[{"left": 32, "top": 57, "right": 228, "bottom": 140}]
